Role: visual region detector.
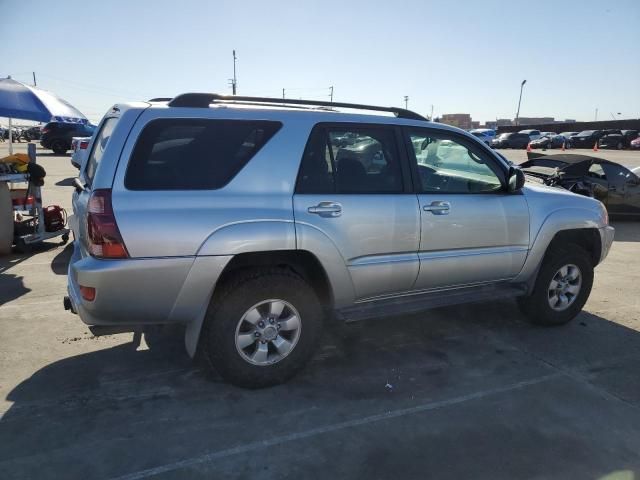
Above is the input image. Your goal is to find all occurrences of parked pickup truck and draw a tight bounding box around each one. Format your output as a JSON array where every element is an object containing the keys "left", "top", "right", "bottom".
[{"left": 64, "top": 94, "right": 615, "bottom": 388}]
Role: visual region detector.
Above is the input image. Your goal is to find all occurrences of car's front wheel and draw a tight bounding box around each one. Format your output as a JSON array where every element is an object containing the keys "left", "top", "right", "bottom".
[
  {"left": 202, "top": 268, "right": 323, "bottom": 388},
  {"left": 518, "top": 244, "right": 594, "bottom": 326}
]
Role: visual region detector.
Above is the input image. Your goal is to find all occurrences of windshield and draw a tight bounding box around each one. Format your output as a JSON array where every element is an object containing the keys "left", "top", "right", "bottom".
[{"left": 577, "top": 130, "right": 596, "bottom": 136}]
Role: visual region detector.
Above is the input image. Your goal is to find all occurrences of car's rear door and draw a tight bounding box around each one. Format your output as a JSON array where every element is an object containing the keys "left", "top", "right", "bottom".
[
  {"left": 293, "top": 123, "right": 420, "bottom": 300},
  {"left": 403, "top": 128, "right": 529, "bottom": 290}
]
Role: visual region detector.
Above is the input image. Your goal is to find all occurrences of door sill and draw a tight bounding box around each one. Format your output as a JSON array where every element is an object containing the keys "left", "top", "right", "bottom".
[{"left": 335, "top": 282, "right": 526, "bottom": 322}]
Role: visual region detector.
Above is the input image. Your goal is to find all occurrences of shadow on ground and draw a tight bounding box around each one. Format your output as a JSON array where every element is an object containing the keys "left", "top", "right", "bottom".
[
  {"left": 54, "top": 177, "right": 75, "bottom": 187},
  {"left": 1, "top": 301, "right": 639, "bottom": 479}
]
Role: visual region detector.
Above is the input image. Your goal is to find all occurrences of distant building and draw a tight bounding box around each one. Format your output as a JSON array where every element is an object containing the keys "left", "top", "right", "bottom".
[
  {"left": 483, "top": 121, "right": 498, "bottom": 130},
  {"left": 440, "top": 113, "right": 473, "bottom": 130},
  {"left": 496, "top": 118, "right": 513, "bottom": 127},
  {"left": 562, "top": 119, "right": 576, "bottom": 123},
  {"left": 471, "top": 121, "right": 480, "bottom": 129},
  {"left": 516, "top": 117, "right": 555, "bottom": 126}
]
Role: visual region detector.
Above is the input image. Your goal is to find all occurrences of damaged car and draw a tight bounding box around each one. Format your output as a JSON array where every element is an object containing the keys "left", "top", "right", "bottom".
[{"left": 521, "top": 152, "right": 640, "bottom": 218}]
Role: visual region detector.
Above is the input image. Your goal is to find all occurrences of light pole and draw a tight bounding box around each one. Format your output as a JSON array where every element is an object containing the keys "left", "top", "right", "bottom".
[
  {"left": 404, "top": 96, "right": 409, "bottom": 109},
  {"left": 231, "top": 50, "right": 237, "bottom": 95},
  {"left": 515, "top": 79, "right": 526, "bottom": 126}
]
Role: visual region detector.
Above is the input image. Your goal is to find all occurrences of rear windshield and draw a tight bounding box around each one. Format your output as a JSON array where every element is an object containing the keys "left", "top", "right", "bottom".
[
  {"left": 85, "top": 117, "right": 118, "bottom": 185},
  {"left": 125, "top": 119, "right": 282, "bottom": 190},
  {"left": 577, "top": 130, "right": 596, "bottom": 136}
]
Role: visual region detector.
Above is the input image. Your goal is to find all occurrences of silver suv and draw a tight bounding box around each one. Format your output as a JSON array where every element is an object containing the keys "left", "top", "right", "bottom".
[{"left": 64, "top": 94, "right": 615, "bottom": 388}]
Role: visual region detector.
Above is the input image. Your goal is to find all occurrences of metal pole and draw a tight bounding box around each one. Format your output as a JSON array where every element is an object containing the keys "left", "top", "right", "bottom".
[
  {"left": 329, "top": 86, "right": 333, "bottom": 103},
  {"left": 282, "top": 88, "right": 285, "bottom": 99},
  {"left": 32, "top": 72, "right": 37, "bottom": 86},
  {"left": 515, "top": 79, "right": 526, "bottom": 126},
  {"left": 595, "top": 108, "right": 598, "bottom": 121},
  {"left": 232, "top": 50, "right": 237, "bottom": 95},
  {"left": 8, "top": 117, "right": 13, "bottom": 156},
  {"left": 404, "top": 96, "right": 408, "bottom": 109},
  {"left": 430, "top": 105, "right": 434, "bottom": 121}
]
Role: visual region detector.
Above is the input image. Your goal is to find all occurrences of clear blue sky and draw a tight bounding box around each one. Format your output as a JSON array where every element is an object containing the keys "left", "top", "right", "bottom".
[{"left": 2, "top": 0, "right": 639, "bottom": 124}]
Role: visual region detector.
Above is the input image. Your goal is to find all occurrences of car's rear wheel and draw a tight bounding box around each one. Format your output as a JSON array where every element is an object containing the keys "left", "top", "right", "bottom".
[
  {"left": 202, "top": 268, "right": 323, "bottom": 388},
  {"left": 518, "top": 244, "right": 593, "bottom": 326},
  {"left": 52, "top": 140, "right": 67, "bottom": 155},
  {"left": 617, "top": 141, "right": 623, "bottom": 150}
]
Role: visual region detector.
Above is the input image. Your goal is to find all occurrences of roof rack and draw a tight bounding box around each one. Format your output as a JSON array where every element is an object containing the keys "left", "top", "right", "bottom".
[
  {"left": 148, "top": 97, "right": 173, "bottom": 102},
  {"left": 166, "top": 93, "right": 427, "bottom": 121}
]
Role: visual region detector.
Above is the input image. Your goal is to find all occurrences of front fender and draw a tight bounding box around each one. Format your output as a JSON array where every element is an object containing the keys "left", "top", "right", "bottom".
[{"left": 514, "top": 206, "right": 604, "bottom": 284}]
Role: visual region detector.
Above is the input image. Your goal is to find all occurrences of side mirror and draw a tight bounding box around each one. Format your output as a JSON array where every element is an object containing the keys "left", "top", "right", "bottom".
[{"left": 508, "top": 166, "right": 525, "bottom": 192}]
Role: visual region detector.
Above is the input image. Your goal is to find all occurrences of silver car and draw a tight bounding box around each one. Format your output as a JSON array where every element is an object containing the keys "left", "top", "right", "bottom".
[{"left": 65, "top": 94, "right": 614, "bottom": 388}]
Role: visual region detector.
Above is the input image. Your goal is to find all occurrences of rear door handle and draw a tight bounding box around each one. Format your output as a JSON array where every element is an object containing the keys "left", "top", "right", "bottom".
[
  {"left": 308, "top": 201, "right": 342, "bottom": 217},
  {"left": 423, "top": 201, "right": 450, "bottom": 215}
]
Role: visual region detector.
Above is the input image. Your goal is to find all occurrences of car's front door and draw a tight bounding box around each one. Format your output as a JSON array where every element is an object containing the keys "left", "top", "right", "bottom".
[
  {"left": 293, "top": 124, "right": 420, "bottom": 300},
  {"left": 404, "top": 128, "right": 530, "bottom": 290}
]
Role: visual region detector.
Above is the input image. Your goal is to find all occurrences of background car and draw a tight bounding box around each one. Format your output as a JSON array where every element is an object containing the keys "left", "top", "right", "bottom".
[
  {"left": 539, "top": 131, "right": 556, "bottom": 138},
  {"left": 40, "top": 121, "right": 96, "bottom": 154},
  {"left": 529, "top": 134, "right": 566, "bottom": 149},
  {"left": 469, "top": 128, "right": 496, "bottom": 145},
  {"left": 630, "top": 136, "right": 640, "bottom": 149},
  {"left": 521, "top": 152, "right": 640, "bottom": 217},
  {"left": 22, "top": 126, "right": 42, "bottom": 141},
  {"left": 491, "top": 132, "right": 531, "bottom": 149},
  {"left": 518, "top": 129, "right": 541, "bottom": 141},
  {"left": 70, "top": 136, "right": 92, "bottom": 169},
  {"left": 571, "top": 130, "right": 603, "bottom": 149},
  {"left": 599, "top": 129, "right": 639, "bottom": 149}
]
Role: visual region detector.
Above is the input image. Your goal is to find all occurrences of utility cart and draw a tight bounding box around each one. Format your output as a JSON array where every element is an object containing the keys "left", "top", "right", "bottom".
[{"left": 0, "top": 143, "right": 69, "bottom": 255}]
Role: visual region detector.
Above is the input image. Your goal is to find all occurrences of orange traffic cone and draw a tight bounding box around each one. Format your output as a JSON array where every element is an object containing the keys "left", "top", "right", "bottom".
[
  {"left": 526, "top": 142, "right": 532, "bottom": 152},
  {"left": 593, "top": 141, "right": 599, "bottom": 152},
  {"left": 561, "top": 142, "right": 566, "bottom": 151}
]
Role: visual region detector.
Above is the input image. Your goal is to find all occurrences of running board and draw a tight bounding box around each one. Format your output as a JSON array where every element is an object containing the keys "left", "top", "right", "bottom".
[{"left": 335, "top": 283, "right": 527, "bottom": 322}]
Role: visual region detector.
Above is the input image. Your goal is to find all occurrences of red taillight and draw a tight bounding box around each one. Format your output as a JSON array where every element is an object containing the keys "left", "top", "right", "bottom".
[
  {"left": 86, "top": 189, "right": 128, "bottom": 259},
  {"left": 80, "top": 140, "right": 89, "bottom": 149},
  {"left": 79, "top": 285, "right": 96, "bottom": 301}
]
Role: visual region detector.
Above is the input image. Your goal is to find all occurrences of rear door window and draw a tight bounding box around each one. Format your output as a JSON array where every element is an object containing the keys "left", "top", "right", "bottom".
[
  {"left": 85, "top": 117, "right": 118, "bottom": 186},
  {"left": 296, "top": 125, "right": 403, "bottom": 194},
  {"left": 125, "top": 119, "right": 281, "bottom": 190}
]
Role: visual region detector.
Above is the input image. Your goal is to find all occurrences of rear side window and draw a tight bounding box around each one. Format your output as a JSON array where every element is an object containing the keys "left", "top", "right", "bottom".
[
  {"left": 125, "top": 119, "right": 281, "bottom": 190},
  {"left": 85, "top": 117, "right": 118, "bottom": 185},
  {"left": 296, "top": 125, "right": 403, "bottom": 194}
]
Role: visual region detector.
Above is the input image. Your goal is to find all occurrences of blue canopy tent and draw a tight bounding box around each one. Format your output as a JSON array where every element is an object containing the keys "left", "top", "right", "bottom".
[{"left": 0, "top": 76, "right": 87, "bottom": 154}]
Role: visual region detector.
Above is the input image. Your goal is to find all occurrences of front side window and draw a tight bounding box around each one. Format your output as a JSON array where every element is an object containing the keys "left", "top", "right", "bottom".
[
  {"left": 125, "top": 119, "right": 281, "bottom": 190},
  {"left": 407, "top": 130, "right": 503, "bottom": 194},
  {"left": 296, "top": 125, "right": 403, "bottom": 194}
]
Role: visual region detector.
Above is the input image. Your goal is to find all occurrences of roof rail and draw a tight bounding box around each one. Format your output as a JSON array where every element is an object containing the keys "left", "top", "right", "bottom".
[
  {"left": 148, "top": 97, "right": 173, "bottom": 102},
  {"left": 166, "top": 93, "right": 427, "bottom": 121}
]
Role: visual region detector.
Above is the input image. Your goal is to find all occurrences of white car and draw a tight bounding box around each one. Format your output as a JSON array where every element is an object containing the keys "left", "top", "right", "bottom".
[
  {"left": 70, "top": 137, "right": 91, "bottom": 169},
  {"left": 519, "top": 129, "right": 542, "bottom": 141},
  {"left": 470, "top": 128, "right": 496, "bottom": 145}
]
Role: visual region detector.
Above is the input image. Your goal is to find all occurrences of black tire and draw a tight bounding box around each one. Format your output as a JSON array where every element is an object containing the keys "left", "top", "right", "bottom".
[
  {"left": 518, "top": 244, "right": 593, "bottom": 326},
  {"left": 202, "top": 268, "right": 323, "bottom": 388},
  {"left": 617, "top": 142, "right": 623, "bottom": 150},
  {"left": 52, "top": 140, "right": 68, "bottom": 155}
]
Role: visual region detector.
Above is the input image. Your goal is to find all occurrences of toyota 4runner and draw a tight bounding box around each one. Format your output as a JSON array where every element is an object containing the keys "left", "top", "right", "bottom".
[{"left": 64, "top": 94, "right": 615, "bottom": 388}]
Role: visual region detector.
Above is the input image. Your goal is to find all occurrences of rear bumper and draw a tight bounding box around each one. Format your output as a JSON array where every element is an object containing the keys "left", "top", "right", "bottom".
[
  {"left": 66, "top": 243, "right": 233, "bottom": 337},
  {"left": 598, "top": 226, "right": 615, "bottom": 264},
  {"left": 66, "top": 243, "right": 195, "bottom": 327}
]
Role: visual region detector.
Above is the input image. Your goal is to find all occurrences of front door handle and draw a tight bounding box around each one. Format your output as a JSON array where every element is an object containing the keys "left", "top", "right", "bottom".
[
  {"left": 423, "top": 201, "right": 450, "bottom": 215},
  {"left": 308, "top": 201, "right": 342, "bottom": 217}
]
